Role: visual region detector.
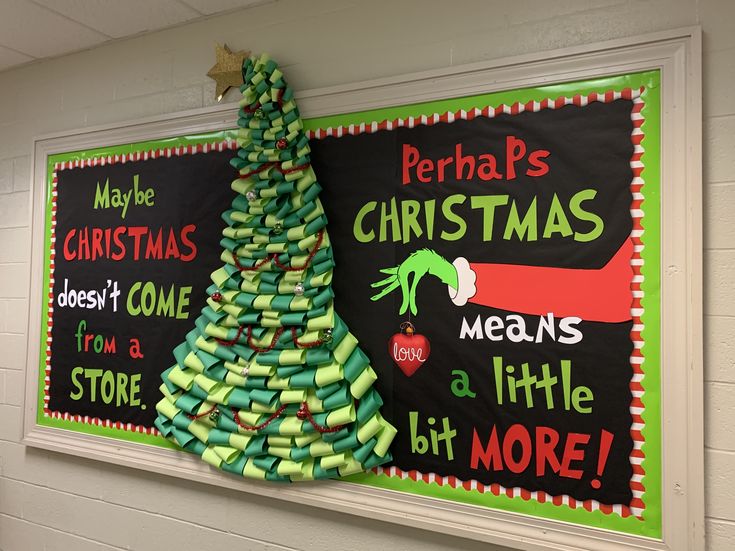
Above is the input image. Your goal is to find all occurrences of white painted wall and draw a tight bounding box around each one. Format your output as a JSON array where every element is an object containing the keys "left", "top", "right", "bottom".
[{"left": 0, "top": 1, "right": 731, "bottom": 549}]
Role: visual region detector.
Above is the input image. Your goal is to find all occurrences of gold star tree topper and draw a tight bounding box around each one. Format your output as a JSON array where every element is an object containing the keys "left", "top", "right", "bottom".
[{"left": 207, "top": 44, "right": 250, "bottom": 101}]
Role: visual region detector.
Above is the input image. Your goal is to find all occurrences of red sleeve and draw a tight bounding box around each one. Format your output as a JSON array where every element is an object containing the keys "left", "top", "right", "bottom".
[{"left": 468, "top": 239, "right": 634, "bottom": 323}]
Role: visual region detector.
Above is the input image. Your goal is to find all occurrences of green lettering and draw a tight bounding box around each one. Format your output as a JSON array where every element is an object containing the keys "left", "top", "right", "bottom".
[
  {"left": 379, "top": 198, "right": 401, "bottom": 242},
  {"left": 493, "top": 356, "right": 504, "bottom": 405},
  {"left": 144, "top": 188, "right": 155, "bottom": 206},
  {"left": 400, "top": 200, "right": 423, "bottom": 243},
  {"left": 140, "top": 282, "right": 155, "bottom": 316},
  {"left": 561, "top": 359, "right": 571, "bottom": 410},
  {"left": 450, "top": 369, "right": 477, "bottom": 398},
  {"left": 176, "top": 286, "right": 191, "bottom": 319},
  {"left": 409, "top": 411, "right": 428, "bottom": 454},
  {"left": 100, "top": 370, "right": 115, "bottom": 404},
  {"left": 93, "top": 179, "right": 110, "bottom": 209},
  {"left": 471, "top": 195, "right": 509, "bottom": 241},
  {"left": 85, "top": 368, "right": 103, "bottom": 402},
  {"left": 424, "top": 199, "right": 435, "bottom": 240},
  {"left": 543, "top": 193, "right": 573, "bottom": 238},
  {"left": 111, "top": 188, "right": 123, "bottom": 208},
  {"left": 116, "top": 372, "right": 129, "bottom": 407},
  {"left": 572, "top": 386, "right": 594, "bottom": 414},
  {"left": 570, "top": 189, "right": 604, "bottom": 242},
  {"left": 353, "top": 201, "right": 376, "bottom": 243},
  {"left": 156, "top": 285, "right": 176, "bottom": 318},
  {"left": 130, "top": 374, "right": 142, "bottom": 407},
  {"left": 504, "top": 197, "right": 537, "bottom": 241},
  {"left": 126, "top": 281, "right": 142, "bottom": 316},
  {"left": 70, "top": 367, "right": 84, "bottom": 400},
  {"left": 440, "top": 194, "right": 467, "bottom": 241}
]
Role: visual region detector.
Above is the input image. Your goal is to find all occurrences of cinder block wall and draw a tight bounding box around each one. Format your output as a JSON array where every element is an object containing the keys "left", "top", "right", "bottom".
[{"left": 0, "top": 1, "right": 732, "bottom": 549}]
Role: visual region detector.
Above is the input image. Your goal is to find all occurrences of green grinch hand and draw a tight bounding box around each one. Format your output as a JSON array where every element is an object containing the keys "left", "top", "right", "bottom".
[{"left": 370, "top": 249, "right": 459, "bottom": 315}]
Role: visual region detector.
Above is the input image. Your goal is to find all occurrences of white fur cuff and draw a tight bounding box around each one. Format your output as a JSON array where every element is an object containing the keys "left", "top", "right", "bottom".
[{"left": 447, "top": 257, "right": 476, "bottom": 306}]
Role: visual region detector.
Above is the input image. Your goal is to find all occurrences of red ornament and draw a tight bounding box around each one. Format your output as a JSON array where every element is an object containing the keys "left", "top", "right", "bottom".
[
  {"left": 276, "top": 138, "right": 288, "bottom": 150},
  {"left": 296, "top": 404, "right": 308, "bottom": 420},
  {"left": 388, "top": 322, "right": 431, "bottom": 377},
  {"left": 211, "top": 291, "right": 223, "bottom": 302}
]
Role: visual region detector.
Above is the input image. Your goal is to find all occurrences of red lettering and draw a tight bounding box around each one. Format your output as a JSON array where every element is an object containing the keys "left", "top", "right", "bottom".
[
  {"left": 506, "top": 136, "right": 526, "bottom": 180},
  {"left": 104, "top": 227, "right": 112, "bottom": 257},
  {"left": 111, "top": 227, "right": 126, "bottom": 261},
  {"left": 471, "top": 425, "right": 594, "bottom": 482},
  {"left": 77, "top": 227, "right": 89, "bottom": 260},
  {"left": 527, "top": 149, "right": 550, "bottom": 177},
  {"left": 402, "top": 144, "right": 420, "bottom": 184},
  {"left": 535, "top": 426, "right": 561, "bottom": 476},
  {"left": 559, "top": 432, "right": 590, "bottom": 479},
  {"left": 179, "top": 224, "right": 198, "bottom": 262},
  {"left": 63, "top": 229, "right": 77, "bottom": 261},
  {"left": 502, "top": 424, "right": 532, "bottom": 474},
  {"left": 436, "top": 157, "right": 453, "bottom": 183},
  {"left": 127, "top": 227, "right": 148, "bottom": 261},
  {"left": 91, "top": 228, "right": 103, "bottom": 260},
  {"left": 455, "top": 143, "right": 475, "bottom": 180},
  {"left": 103, "top": 337, "right": 116, "bottom": 354},
  {"left": 145, "top": 228, "right": 163, "bottom": 260},
  {"left": 470, "top": 427, "right": 503, "bottom": 471},
  {"left": 417, "top": 159, "right": 434, "bottom": 183},
  {"left": 477, "top": 154, "right": 503, "bottom": 181},
  {"left": 164, "top": 228, "right": 181, "bottom": 259}
]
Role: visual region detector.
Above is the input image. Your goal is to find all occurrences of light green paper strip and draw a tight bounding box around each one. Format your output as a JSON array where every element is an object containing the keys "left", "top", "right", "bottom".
[
  {"left": 350, "top": 365, "right": 377, "bottom": 399},
  {"left": 202, "top": 447, "right": 223, "bottom": 468},
  {"left": 373, "top": 421, "right": 398, "bottom": 457},
  {"left": 320, "top": 453, "right": 346, "bottom": 470},
  {"left": 167, "top": 366, "right": 195, "bottom": 391},
  {"left": 315, "top": 363, "right": 342, "bottom": 386},
  {"left": 156, "top": 398, "right": 180, "bottom": 420}
]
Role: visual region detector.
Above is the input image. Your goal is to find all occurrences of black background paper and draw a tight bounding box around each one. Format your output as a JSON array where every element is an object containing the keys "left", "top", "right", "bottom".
[
  {"left": 311, "top": 100, "right": 634, "bottom": 504},
  {"left": 49, "top": 150, "right": 235, "bottom": 427}
]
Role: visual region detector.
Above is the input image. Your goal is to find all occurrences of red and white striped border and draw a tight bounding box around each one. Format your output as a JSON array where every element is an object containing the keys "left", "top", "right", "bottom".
[
  {"left": 313, "top": 89, "right": 649, "bottom": 519},
  {"left": 306, "top": 89, "right": 643, "bottom": 140},
  {"left": 44, "top": 139, "right": 238, "bottom": 435}
]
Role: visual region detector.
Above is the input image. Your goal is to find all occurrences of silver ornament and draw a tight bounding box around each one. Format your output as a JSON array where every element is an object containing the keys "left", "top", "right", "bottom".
[
  {"left": 294, "top": 282, "right": 305, "bottom": 296},
  {"left": 209, "top": 408, "right": 220, "bottom": 422},
  {"left": 322, "top": 328, "right": 333, "bottom": 343},
  {"left": 241, "top": 365, "right": 250, "bottom": 377},
  {"left": 246, "top": 190, "right": 257, "bottom": 201},
  {"left": 273, "top": 222, "right": 283, "bottom": 235}
]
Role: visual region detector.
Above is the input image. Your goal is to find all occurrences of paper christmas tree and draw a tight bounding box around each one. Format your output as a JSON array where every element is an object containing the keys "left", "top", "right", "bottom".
[{"left": 154, "top": 54, "right": 397, "bottom": 481}]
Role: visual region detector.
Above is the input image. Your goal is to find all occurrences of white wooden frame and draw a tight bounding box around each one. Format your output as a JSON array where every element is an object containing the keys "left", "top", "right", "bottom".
[{"left": 23, "top": 27, "right": 703, "bottom": 551}]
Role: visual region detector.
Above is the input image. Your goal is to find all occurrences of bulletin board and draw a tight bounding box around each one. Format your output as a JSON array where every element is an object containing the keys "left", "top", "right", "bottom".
[{"left": 24, "top": 28, "right": 703, "bottom": 551}]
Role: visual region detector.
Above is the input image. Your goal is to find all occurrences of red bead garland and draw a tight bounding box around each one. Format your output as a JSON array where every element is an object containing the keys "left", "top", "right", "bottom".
[
  {"left": 272, "top": 229, "right": 324, "bottom": 272},
  {"left": 186, "top": 404, "right": 218, "bottom": 420},
  {"left": 215, "top": 324, "right": 246, "bottom": 346},
  {"left": 239, "top": 161, "right": 311, "bottom": 180},
  {"left": 300, "top": 402, "right": 344, "bottom": 434},
  {"left": 233, "top": 253, "right": 274, "bottom": 272},
  {"left": 290, "top": 327, "right": 329, "bottom": 348},
  {"left": 231, "top": 402, "right": 343, "bottom": 434},
  {"left": 232, "top": 229, "right": 324, "bottom": 273},
  {"left": 246, "top": 325, "right": 285, "bottom": 353},
  {"left": 215, "top": 324, "right": 330, "bottom": 350},
  {"left": 232, "top": 404, "right": 288, "bottom": 431}
]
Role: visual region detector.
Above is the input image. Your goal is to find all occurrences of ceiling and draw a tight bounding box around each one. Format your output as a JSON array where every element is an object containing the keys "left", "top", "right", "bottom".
[{"left": 0, "top": 0, "right": 274, "bottom": 73}]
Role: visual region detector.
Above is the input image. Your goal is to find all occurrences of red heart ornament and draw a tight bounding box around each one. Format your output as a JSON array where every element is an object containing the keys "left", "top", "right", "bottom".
[{"left": 389, "top": 331, "right": 431, "bottom": 377}]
